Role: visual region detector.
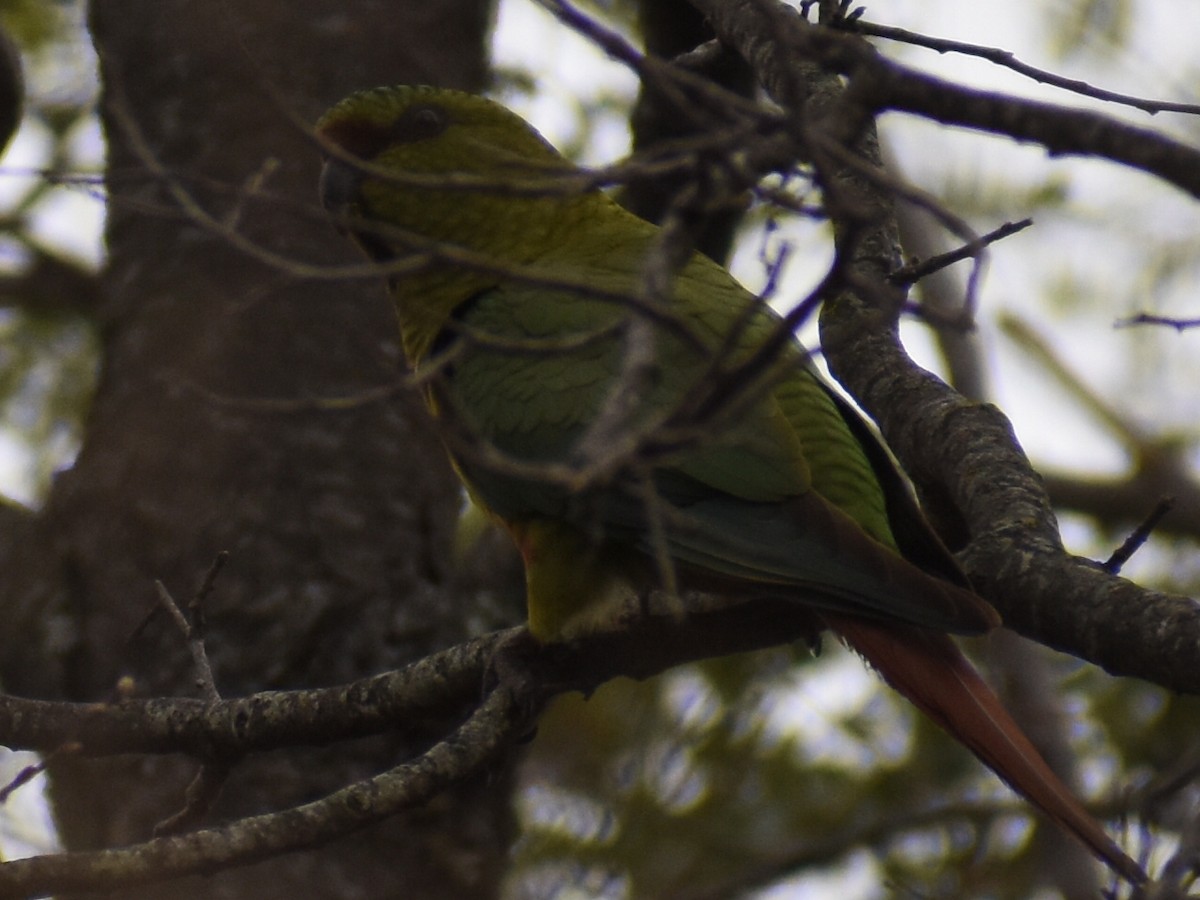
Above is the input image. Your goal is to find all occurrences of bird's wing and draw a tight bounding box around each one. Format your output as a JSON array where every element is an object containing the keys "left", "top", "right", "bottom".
[{"left": 432, "top": 264, "right": 993, "bottom": 633}]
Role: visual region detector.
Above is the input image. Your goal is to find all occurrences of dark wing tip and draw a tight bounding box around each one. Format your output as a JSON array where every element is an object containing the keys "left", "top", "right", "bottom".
[{"left": 785, "top": 491, "right": 1000, "bottom": 634}]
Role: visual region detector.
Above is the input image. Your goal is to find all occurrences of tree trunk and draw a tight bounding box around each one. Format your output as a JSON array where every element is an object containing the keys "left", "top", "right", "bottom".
[{"left": 1, "top": 2, "right": 517, "bottom": 896}]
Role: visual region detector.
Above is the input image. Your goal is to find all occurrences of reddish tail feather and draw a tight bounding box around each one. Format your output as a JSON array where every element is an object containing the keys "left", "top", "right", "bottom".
[{"left": 824, "top": 613, "right": 1146, "bottom": 885}]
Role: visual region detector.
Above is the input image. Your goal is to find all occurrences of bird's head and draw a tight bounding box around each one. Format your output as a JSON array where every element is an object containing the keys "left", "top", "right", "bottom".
[{"left": 316, "top": 85, "right": 585, "bottom": 262}]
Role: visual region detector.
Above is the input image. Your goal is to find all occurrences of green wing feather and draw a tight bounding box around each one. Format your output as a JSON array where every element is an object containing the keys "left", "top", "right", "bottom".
[
  {"left": 433, "top": 234, "right": 991, "bottom": 636},
  {"left": 316, "top": 83, "right": 992, "bottom": 639}
]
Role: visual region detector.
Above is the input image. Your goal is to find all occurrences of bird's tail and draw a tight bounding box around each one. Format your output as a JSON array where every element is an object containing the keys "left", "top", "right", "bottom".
[{"left": 824, "top": 613, "right": 1146, "bottom": 885}]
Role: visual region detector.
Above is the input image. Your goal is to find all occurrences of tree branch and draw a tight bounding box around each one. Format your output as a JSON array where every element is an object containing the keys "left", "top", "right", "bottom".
[
  {"left": 686, "top": 0, "right": 1200, "bottom": 691},
  {"left": 0, "top": 630, "right": 505, "bottom": 757},
  {"left": 0, "top": 600, "right": 825, "bottom": 896},
  {"left": 0, "top": 679, "right": 527, "bottom": 899}
]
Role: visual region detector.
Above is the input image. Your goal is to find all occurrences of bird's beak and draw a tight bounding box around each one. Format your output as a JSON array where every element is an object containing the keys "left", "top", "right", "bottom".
[
  {"left": 318, "top": 155, "right": 397, "bottom": 262},
  {"left": 318, "top": 155, "right": 362, "bottom": 225}
]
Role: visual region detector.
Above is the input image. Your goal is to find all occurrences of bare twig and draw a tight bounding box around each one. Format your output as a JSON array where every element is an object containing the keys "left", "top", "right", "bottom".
[
  {"left": 851, "top": 19, "right": 1200, "bottom": 118},
  {"left": 154, "top": 580, "right": 219, "bottom": 703},
  {"left": 153, "top": 760, "right": 233, "bottom": 837},
  {"left": 1103, "top": 498, "right": 1176, "bottom": 574},
  {"left": 0, "top": 743, "right": 80, "bottom": 805},
  {"left": 890, "top": 218, "right": 1033, "bottom": 288},
  {"left": 1115, "top": 313, "right": 1200, "bottom": 333},
  {"left": 0, "top": 759, "right": 46, "bottom": 806}
]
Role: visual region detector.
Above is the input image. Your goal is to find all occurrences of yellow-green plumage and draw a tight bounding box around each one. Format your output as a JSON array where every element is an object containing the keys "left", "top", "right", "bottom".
[
  {"left": 317, "top": 85, "right": 990, "bottom": 641},
  {"left": 315, "top": 85, "right": 1145, "bottom": 881}
]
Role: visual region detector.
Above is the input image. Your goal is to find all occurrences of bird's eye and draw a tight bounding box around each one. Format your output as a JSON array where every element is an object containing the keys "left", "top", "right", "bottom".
[{"left": 392, "top": 103, "right": 449, "bottom": 143}]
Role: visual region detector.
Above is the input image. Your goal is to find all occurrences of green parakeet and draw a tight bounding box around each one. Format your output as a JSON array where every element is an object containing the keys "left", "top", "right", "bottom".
[{"left": 316, "top": 85, "right": 1143, "bottom": 883}]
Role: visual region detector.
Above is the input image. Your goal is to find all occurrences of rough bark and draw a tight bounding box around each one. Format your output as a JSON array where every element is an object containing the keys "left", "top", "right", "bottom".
[{"left": 0, "top": 2, "right": 518, "bottom": 897}]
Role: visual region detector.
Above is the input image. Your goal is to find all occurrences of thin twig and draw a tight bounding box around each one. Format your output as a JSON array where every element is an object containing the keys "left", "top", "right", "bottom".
[
  {"left": 153, "top": 760, "right": 233, "bottom": 837},
  {"left": 1115, "top": 313, "right": 1200, "bottom": 333},
  {"left": 1103, "top": 498, "right": 1175, "bottom": 574},
  {"left": 852, "top": 20, "right": 1200, "bottom": 118},
  {"left": 0, "top": 759, "right": 47, "bottom": 805},
  {"left": 890, "top": 218, "right": 1033, "bottom": 287},
  {"left": 0, "top": 743, "right": 81, "bottom": 805},
  {"left": 154, "top": 580, "right": 219, "bottom": 703}
]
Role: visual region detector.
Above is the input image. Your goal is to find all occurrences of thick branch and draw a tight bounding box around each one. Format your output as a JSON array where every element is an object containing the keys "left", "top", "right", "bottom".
[
  {"left": 0, "top": 631, "right": 504, "bottom": 757},
  {"left": 690, "top": 0, "right": 1200, "bottom": 198},
  {"left": 0, "top": 602, "right": 820, "bottom": 759},
  {"left": 0, "top": 683, "right": 525, "bottom": 899},
  {"left": 0, "top": 601, "right": 823, "bottom": 895},
  {"left": 688, "top": 0, "right": 1200, "bottom": 691}
]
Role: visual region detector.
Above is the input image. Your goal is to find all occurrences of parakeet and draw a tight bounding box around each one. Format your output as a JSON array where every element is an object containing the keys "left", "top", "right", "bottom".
[{"left": 316, "top": 85, "right": 1143, "bottom": 883}]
